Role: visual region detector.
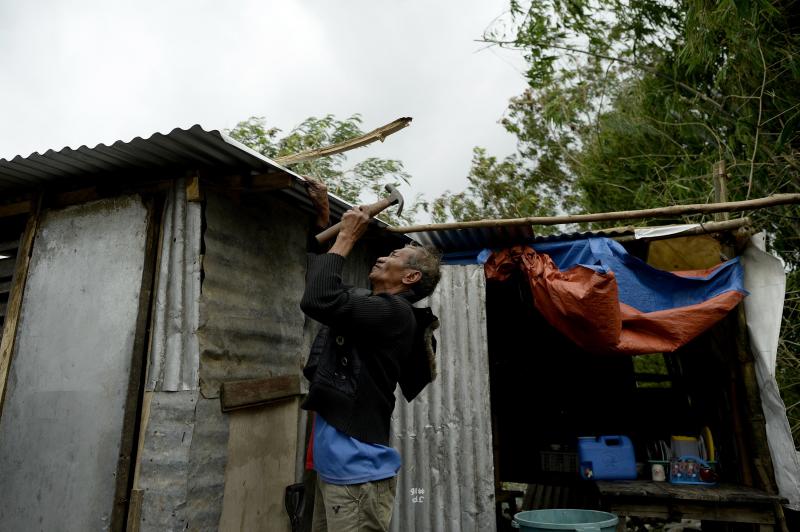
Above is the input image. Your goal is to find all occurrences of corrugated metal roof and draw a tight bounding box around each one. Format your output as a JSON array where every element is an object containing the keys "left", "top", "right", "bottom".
[
  {"left": 410, "top": 225, "right": 637, "bottom": 260},
  {"left": 0, "top": 124, "right": 394, "bottom": 235},
  {"left": 0, "top": 125, "right": 282, "bottom": 191}
]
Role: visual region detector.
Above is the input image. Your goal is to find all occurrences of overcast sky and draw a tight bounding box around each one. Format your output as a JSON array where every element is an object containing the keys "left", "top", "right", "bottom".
[{"left": 0, "top": 1, "right": 527, "bottom": 215}]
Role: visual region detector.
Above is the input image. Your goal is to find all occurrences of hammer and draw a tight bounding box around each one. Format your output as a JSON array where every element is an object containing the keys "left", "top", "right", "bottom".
[{"left": 315, "top": 184, "right": 404, "bottom": 243}]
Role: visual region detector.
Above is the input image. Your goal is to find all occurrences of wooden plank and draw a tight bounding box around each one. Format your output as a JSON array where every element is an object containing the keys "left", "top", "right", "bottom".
[
  {"left": 220, "top": 374, "right": 302, "bottom": 412},
  {"left": 216, "top": 172, "right": 293, "bottom": 192},
  {"left": 52, "top": 187, "right": 99, "bottom": 208},
  {"left": 111, "top": 198, "right": 161, "bottom": 532},
  {"left": 251, "top": 172, "right": 292, "bottom": 190},
  {"left": 186, "top": 175, "right": 202, "bottom": 202},
  {"left": 0, "top": 201, "right": 32, "bottom": 219},
  {"left": 130, "top": 391, "right": 153, "bottom": 492},
  {"left": 0, "top": 205, "right": 39, "bottom": 419},
  {"left": 607, "top": 501, "right": 775, "bottom": 524},
  {"left": 219, "top": 397, "right": 300, "bottom": 532},
  {"left": 125, "top": 489, "right": 143, "bottom": 532},
  {"left": 595, "top": 481, "right": 783, "bottom": 503}
]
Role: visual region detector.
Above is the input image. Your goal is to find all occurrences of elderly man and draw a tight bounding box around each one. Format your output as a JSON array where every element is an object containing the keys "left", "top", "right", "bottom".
[{"left": 300, "top": 180, "right": 441, "bottom": 532}]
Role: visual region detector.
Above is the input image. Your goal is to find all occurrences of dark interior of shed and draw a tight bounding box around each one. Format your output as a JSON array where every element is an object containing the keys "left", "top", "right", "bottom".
[{"left": 484, "top": 245, "right": 751, "bottom": 528}]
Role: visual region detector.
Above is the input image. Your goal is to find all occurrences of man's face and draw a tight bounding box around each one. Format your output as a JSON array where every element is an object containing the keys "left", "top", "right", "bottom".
[{"left": 369, "top": 247, "right": 421, "bottom": 292}]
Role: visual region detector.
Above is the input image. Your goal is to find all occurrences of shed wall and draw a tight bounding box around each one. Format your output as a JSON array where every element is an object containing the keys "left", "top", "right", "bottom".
[
  {"left": 135, "top": 186, "right": 382, "bottom": 531},
  {"left": 0, "top": 196, "right": 149, "bottom": 530}
]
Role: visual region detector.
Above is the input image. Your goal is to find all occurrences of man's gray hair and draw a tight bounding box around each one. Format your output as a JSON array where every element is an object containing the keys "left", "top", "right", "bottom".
[{"left": 404, "top": 244, "right": 442, "bottom": 299}]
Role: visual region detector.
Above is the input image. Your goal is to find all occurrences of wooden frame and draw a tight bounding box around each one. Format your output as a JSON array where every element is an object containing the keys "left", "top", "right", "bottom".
[
  {"left": 0, "top": 199, "right": 40, "bottom": 419},
  {"left": 111, "top": 196, "right": 163, "bottom": 532}
]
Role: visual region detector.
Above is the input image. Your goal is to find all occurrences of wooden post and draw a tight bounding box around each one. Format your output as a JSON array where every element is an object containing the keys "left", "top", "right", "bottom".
[
  {"left": 713, "top": 161, "right": 730, "bottom": 222},
  {"left": 0, "top": 198, "right": 40, "bottom": 420},
  {"left": 185, "top": 174, "right": 203, "bottom": 203},
  {"left": 735, "top": 306, "right": 779, "bottom": 494}
]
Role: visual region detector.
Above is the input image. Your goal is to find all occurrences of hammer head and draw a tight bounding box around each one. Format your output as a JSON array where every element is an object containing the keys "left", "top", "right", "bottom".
[{"left": 384, "top": 183, "right": 404, "bottom": 216}]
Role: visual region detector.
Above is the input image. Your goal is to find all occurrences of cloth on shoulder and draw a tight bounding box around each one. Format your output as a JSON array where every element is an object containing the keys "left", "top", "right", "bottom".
[{"left": 399, "top": 306, "right": 440, "bottom": 402}]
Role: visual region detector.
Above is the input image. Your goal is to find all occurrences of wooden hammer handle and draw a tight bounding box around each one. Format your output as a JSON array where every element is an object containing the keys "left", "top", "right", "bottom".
[{"left": 315, "top": 197, "right": 394, "bottom": 243}]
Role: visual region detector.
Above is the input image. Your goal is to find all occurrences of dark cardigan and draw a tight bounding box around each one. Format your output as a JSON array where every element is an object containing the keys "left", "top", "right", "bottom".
[{"left": 300, "top": 253, "right": 434, "bottom": 445}]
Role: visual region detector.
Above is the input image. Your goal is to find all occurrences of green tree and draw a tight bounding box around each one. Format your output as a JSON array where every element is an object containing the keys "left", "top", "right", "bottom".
[
  {"left": 227, "top": 115, "right": 425, "bottom": 225},
  {"left": 455, "top": 0, "right": 800, "bottom": 442}
]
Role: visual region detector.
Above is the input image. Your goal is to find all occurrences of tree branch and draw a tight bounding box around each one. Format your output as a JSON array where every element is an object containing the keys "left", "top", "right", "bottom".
[
  {"left": 747, "top": 37, "right": 767, "bottom": 199},
  {"left": 274, "top": 117, "right": 412, "bottom": 166},
  {"left": 478, "top": 38, "right": 725, "bottom": 111}
]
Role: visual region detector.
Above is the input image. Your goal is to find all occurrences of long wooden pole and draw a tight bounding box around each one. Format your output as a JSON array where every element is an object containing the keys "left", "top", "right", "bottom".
[{"left": 389, "top": 193, "right": 800, "bottom": 233}]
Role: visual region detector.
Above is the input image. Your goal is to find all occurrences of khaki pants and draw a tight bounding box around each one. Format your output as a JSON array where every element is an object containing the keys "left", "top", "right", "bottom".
[{"left": 311, "top": 476, "right": 397, "bottom": 532}]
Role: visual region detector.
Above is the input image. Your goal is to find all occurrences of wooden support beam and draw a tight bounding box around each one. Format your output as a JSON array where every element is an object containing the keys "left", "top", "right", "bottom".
[
  {"left": 391, "top": 193, "right": 800, "bottom": 234},
  {"left": 0, "top": 201, "right": 32, "bottom": 219},
  {"left": 713, "top": 161, "right": 730, "bottom": 222},
  {"left": 736, "top": 305, "right": 780, "bottom": 495},
  {"left": 220, "top": 375, "right": 302, "bottom": 412},
  {"left": 186, "top": 175, "right": 202, "bottom": 202},
  {"left": 0, "top": 200, "right": 40, "bottom": 420},
  {"left": 125, "top": 489, "right": 143, "bottom": 532},
  {"left": 213, "top": 172, "right": 293, "bottom": 192}
]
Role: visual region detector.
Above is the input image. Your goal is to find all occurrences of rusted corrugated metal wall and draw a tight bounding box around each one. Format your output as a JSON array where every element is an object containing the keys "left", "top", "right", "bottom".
[
  {"left": 198, "top": 191, "right": 312, "bottom": 398},
  {"left": 391, "top": 264, "right": 496, "bottom": 532}
]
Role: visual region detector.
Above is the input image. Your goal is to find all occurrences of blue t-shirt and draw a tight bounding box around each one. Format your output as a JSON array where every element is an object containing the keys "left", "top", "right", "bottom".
[{"left": 313, "top": 414, "right": 401, "bottom": 485}]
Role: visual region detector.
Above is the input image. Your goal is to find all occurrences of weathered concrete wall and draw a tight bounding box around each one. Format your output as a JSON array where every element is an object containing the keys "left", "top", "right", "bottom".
[{"left": 0, "top": 196, "right": 149, "bottom": 531}]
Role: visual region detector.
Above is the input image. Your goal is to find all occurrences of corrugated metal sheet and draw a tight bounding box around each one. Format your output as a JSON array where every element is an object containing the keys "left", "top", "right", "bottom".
[
  {"left": 147, "top": 179, "right": 202, "bottom": 391},
  {"left": 185, "top": 397, "right": 230, "bottom": 531},
  {"left": 391, "top": 264, "right": 495, "bottom": 532},
  {"left": 137, "top": 391, "right": 199, "bottom": 532},
  {"left": 411, "top": 225, "right": 637, "bottom": 256},
  {"left": 0, "top": 124, "right": 396, "bottom": 240},
  {"left": 135, "top": 392, "right": 230, "bottom": 532},
  {"left": 0, "top": 125, "right": 280, "bottom": 190},
  {"left": 197, "top": 190, "right": 312, "bottom": 398}
]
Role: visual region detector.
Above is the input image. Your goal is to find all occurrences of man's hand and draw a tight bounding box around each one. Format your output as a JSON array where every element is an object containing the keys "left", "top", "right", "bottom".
[
  {"left": 304, "top": 177, "right": 330, "bottom": 229},
  {"left": 329, "top": 206, "right": 370, "bottom": 257}
]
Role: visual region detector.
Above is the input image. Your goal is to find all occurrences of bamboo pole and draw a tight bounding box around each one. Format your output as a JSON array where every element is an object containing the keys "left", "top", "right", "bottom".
[
  {"left": 274, "top": 117, "right": 412, "bottom": 166},
  {"left": 390, "top": 193, "right": 800, "bottom": 233},
  {"left": 712, "top": 161, "right": 729, "bottom": 222}
]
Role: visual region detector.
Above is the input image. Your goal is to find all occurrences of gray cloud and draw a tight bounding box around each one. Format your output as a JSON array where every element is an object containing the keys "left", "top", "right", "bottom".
[{"left": 0, "top": 0, "right": 526, "bottom": 215}]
